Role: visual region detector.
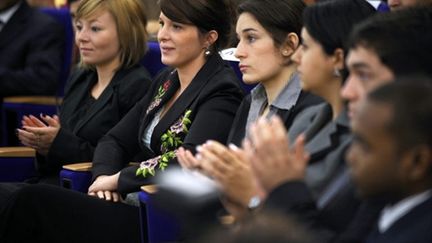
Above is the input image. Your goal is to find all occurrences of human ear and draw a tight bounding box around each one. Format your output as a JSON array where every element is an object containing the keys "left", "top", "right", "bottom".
[
  {"left": 332, "top": 48, "right": 345, "bottom": 71},
  {"left": 406, "top": 145, "right": 432, "bottom": 181},
  {"left": 280, "top": 33, "right": 299, "bottom": 57},
  {"left": 204, "top": 30, "right": 219, "bottom": 48}
]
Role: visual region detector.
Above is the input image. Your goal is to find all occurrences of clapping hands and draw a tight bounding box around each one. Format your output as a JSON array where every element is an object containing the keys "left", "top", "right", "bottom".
[{"left": 16, "top": 114, "right": 60, "bottom": 155}]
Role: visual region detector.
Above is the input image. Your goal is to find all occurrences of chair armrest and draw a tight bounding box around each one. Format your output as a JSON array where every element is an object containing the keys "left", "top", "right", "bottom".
[
  {"left": 0, "top": 147, "right": 35, "bottom": 157},
  {"left": 62, "top": 162, "right": 140, "bottom": 172},
  {"left": 3, "top": 96, "right": 63, "bottom": 105},
  {"left": 62, "top": 162, "right": 93, "bottom": 171},
  {"left": 141, "top": 184, "right": 158, "bottom": 194}
]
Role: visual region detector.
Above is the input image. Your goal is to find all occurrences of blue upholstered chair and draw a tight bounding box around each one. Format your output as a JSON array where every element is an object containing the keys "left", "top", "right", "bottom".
[
  {"left": 140, "top": 41, "right": 166, "bottom": 78},
  {"left": 139, "top": 185, "right": 181, "bottom": 243},
  {"left": 59, "top": 162, "right": 93, "bottom": 193},
  {"left": 0, "top": 147, "right": 36, "bottom": 182},
  {"left": 1, "top": 7, "right": 74, "bottom": 146}
]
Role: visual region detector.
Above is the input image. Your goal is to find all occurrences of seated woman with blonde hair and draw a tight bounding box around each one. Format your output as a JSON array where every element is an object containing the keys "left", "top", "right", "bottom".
[{"left": 17, "top": 0, "right": 151, "bottom": 184}]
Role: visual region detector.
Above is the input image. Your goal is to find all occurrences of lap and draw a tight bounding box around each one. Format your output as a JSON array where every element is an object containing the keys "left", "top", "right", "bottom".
[{"left": 1, "top": 184, "right": 141, "bottom": 243}]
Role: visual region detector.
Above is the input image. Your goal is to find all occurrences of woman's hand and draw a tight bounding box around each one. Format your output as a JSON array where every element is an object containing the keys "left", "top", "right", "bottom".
[
  {"left": 177, "top": 147, "right": 202, "bottom": 171},
  {"left": 17, "top": 114, "right": 61, "bottom": 155},
  {"left": 244, "top": 116, "right": 310, "bottom": 194},
  {"left": 88, "top": 173, "right": 121, "bottom": 202},
  {"left": 195, "top": 141, "right": 264, "bottom": 218}
]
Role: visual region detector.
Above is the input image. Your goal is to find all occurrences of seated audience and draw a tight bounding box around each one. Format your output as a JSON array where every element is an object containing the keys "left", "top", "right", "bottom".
[
  {"left": 0, "top": 0, "right": 243, "bottom": 242},
  {"left": 15, "top": 0, "right": 151, "bottom": 183},
  {"left": 242, "top": 6, "right": 432, "bottom": 243},
  {"left": 348, "top": 79, "right": 432, "bottom": 242},
  {"left": 178, "top": 0, "right": 322, "bottom": 218},
  {"left": 179, "top": 0, "right": 375, "bottom": 223}
]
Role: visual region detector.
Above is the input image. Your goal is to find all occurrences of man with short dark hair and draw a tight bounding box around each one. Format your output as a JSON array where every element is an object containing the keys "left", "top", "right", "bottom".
[
  {"left": 348, "top": 79, "right": 432, "bottom": 242},
  {"left": 342, "top": 6, "right": 432, "bottom": 119}
]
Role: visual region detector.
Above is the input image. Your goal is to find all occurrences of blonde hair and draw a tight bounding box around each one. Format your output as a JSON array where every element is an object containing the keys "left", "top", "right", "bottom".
[{"left": 76, "top": 0, "right": 148, "bottom": 69}]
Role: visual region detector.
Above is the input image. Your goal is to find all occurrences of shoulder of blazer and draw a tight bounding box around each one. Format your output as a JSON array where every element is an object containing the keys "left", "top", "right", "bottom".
[
  {"left": 111, "top": 65, "right": 152, "bottom": 86},
  {"left": 193, "top": 55, "right": 243, "bottom": 101}
]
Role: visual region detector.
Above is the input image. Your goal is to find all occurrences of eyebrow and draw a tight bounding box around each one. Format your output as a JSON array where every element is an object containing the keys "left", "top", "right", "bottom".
[
  {"left": 349, "top": 62, "right": 371, "bottom": 70},
  {"left": 241, "top": 28, "right": 258, "bottom": 33}
]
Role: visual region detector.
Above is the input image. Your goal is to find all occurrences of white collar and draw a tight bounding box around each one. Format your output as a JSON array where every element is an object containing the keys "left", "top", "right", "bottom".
[
  {"left": 0, "top": 1, "right": 21, "bottom": 29},
  {"left": 378, "top": 190, "right": 432, "bottom": 233}
]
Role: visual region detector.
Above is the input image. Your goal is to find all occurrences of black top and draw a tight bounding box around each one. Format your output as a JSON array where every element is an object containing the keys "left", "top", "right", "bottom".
[
  {"left": 37, "top": 65, "right": 152, "bottom": 177},
  {"left": 92, "top": 54, "right": 244, "bottom": 194}
]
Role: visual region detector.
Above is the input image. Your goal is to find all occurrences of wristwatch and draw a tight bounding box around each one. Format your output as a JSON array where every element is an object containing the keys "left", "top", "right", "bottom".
[{"left": 247, "top": 195, "right": 262, "bottom": 212}]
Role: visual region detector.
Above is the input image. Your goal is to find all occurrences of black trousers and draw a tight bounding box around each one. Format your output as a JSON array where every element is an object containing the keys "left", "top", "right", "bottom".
[{"left": 0, "top": 184, "right": 141, "bottom": 243}]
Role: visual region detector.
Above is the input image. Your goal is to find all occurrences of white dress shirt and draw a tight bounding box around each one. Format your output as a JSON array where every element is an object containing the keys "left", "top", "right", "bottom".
[
  {"left": 378, "top": 190, "right": 432, "bottom": 233},
  {"left": 0, "top": 1, "right": 21, "bottom": 32}
]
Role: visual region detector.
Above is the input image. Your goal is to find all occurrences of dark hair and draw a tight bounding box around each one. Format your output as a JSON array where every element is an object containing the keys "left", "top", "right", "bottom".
[
  {"left": 349, "top": 6, "right": 432, "bottom": 78},
  {"left": 304, "top": 0, "right": 375, "bottom": 56},
  {"left": 368, "top": 76, "right": 432, "bottom": 151},
  {"left": 158, "top": 0, "right": 236, "bottom": 52},
  {"left": 303, "top": 0, "right": 375, "bottom": 80},
  {"left": 237, "top": 0, "right": 305, "bottom": 49}
]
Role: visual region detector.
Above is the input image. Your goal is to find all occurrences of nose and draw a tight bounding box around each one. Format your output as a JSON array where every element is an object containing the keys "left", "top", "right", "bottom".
[
  {"left": 234, "top": 40, "right": 246, "bottom": 60},
  {"left": 291, "top": 46, "right": 302, "bottom": 65},
  {"left": 76, "top": 27, "right": 89, "bottom": 44},
  {"left": 157, "top": 24, "right": 168, "bottom": 43},
  {"left": 340, "top": 74, "right": 359, "bottom": 102}
]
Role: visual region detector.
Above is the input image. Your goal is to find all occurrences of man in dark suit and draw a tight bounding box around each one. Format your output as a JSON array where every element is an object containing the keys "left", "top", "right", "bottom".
[
  {"left": 0, "top": 0, "right": 64, "bottom": 97},
  {"left": 348, "top": 80, "right": 432, "bottom": 243}
]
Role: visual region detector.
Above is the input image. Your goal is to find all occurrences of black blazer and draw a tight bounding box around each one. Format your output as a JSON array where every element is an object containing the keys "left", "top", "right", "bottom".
[
  {"left": 92, "top": 54, "right": 244, "bottom": 194},
  {"left": 227, "top": 90, "right": 322, "bottom": 146},
  {"left": 0, "top": 1, "right": 64, "bottom": 96},
  {"left": 36, "top": 65, "right": 151, "bottom": 177}
]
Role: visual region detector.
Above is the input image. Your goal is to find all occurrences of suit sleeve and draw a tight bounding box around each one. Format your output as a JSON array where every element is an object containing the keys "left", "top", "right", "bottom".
[
  {"left": 0, "top": 16, "right": 64, "bottom": 96},
  {"left": 263, "top": 181, "right": 335, "bottom": 241},
  {"left": 117, "top": 85, "right": 242, "bottom": 194}
]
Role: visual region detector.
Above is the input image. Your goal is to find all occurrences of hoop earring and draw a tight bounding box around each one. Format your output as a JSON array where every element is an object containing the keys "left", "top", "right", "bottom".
[{"left": 334, "top": 68, "right": 341, "bottom": 77}]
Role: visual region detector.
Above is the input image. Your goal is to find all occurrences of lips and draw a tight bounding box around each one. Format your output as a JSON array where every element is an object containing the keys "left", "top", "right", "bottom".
[
  {"left": 239, "top": 64, "right": 249, "bottom": 73},
  {"left": 80, "top": 48, "right": 93, "bottom": 54},
  {"left": 160, "top": 46, "right": 175, "bottom": 54},
  {"left": 347, "top": 103, "right": 357, "bottom": 119}
]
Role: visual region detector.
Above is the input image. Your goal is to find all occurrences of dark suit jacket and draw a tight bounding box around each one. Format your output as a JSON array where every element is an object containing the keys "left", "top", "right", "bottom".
[
  {"left": 0, "top": 1, "right": 64, "bottom": 96},
  {"left": 227, "top": 90, "right": 322, "bottom": 146},
  {"left": 36, "top": 65, "right": 151, "bottom": 178},
  {"left": 92, "top": 54, "right": 244, "bottom": 194},
  {"left": 366, "top": 194, "right": 432, "bottom": 243}
]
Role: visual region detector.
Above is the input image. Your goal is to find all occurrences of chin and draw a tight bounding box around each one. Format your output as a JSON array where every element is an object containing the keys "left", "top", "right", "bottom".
[{"left": 242, "top": 77, "right": 258, "bottom": 85}]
